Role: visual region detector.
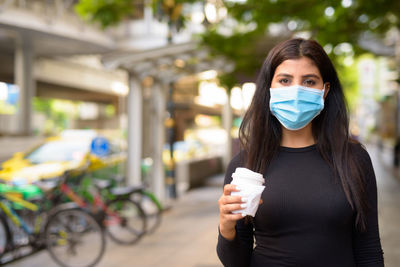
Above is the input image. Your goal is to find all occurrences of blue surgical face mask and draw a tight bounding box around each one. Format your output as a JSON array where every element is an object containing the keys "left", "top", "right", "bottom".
[{"left": 269, "top": 85, "right": 325, "bottom": 130}]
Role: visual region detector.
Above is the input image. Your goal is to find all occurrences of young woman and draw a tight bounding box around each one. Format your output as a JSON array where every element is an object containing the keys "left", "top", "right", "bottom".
[{"left": 217, "top": 38, "right": 384, "bottom": 266}]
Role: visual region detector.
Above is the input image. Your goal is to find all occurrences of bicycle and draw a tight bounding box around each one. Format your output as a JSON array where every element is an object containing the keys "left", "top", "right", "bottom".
[
  {"left": 91, "top": 174, "right": 163, "bottom": 234},
  {"left": 0, "top": 182, "right": 106, "bottom": 267},
  {"left": 130, "top": 184, "right": 163, "bottom": 234},
  {"left": 51, "top": 172, "right": 147, "bottom": 245}
]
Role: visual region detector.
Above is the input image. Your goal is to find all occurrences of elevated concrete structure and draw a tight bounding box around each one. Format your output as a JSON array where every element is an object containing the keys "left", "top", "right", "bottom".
[
  {"left": 102, "top": 40, "right": 234, "bottom": 201},
  {"left": 0, "top": 0, "right": 121, "bottom": 135},
  {"left": 0, "top": 1, "right": 235, "bottom": 204}
]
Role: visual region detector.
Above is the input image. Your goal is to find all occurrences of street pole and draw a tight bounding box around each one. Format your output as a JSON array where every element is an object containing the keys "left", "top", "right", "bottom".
[
  {"left": 165, "top": 81, "right": 177, "bottom": 198},
  {"left": 394, "top": 30, "right": 400, "bottom": 167},
  {"left": 395, "top": 30, "right": 400, "bottom": 138}
]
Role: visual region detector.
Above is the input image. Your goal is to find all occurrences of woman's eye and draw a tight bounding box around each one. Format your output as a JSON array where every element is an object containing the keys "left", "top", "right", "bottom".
[
  {"left": 279, "top": 78, "right": 290, "bottom": 84},
  {"left": 304, "top": 80, "right": 316, "bottom": 86}
]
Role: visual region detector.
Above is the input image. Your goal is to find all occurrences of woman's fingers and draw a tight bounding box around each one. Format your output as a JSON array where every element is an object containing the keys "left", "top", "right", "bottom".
[
  {"left": 220, "top": 203, "right": 246, "bottom": 214},
  {"left": 218, "top": 185, "right": 247, "bottom": 232},
  {"left": 219, "top": 184, "right": 246, "bottom": 214},
  {"left": 219, "top": 195, "right": 244, "bottom": 205},
  {"left": 223, "top": 184, "right": 240, "bottom": 196}
]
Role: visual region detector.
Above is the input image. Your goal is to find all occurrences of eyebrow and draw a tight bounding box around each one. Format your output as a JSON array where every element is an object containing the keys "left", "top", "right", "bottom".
[{"left": 276, "top": 73, "right": 321, "bottom": 79}]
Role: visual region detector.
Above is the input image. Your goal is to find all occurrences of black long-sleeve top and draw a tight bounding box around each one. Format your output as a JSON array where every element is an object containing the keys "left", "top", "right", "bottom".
[{"left": 217, "top": 144, "right": 384, "bottom": 267}]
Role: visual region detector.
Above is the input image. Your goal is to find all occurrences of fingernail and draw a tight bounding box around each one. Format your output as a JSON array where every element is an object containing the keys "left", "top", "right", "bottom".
[
  {"left": 240, "top": 203, "right": 247, "bottom": 208},
  {"left": 236, "top": 185, "right": 242, "bottom": 191},
  {"left": 241, "top": 197, "right": 248, "bottom": 202},
  {"left": 241, "top": 213, "right": 246, "bottom": 217}
]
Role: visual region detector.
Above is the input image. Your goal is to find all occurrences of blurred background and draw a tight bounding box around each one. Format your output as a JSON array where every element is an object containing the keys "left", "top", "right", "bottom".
[{"left": 0, "top": 0, "right": 399, "bottom": 266}]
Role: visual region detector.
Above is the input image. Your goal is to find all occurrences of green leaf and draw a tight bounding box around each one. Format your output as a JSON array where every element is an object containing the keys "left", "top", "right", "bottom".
[
  {"left": 200, "top": 0, "right": 400, "bottom": 88},
  {"left": 74, "top": 0, "right": 135, "bottom": 29}
]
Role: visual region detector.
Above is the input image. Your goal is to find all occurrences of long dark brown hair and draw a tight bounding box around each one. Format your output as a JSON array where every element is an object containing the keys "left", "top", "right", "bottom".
[{"left": 239, "top": 38, "right": 368, "bottom": 231}]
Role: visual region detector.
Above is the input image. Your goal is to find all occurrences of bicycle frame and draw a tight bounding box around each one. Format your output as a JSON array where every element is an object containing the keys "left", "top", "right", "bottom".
[
  {"left": 90, "top": 174, "right": 163, "bottom": 212},
  {"left": 59, "top": 179, "right": 123, "bottom": 226},
  {"left": 0, "top": 194, "right": 42, "bottom": 236},
  {"left": 0, "top": 179, "right": 108, "bottom": 267}
]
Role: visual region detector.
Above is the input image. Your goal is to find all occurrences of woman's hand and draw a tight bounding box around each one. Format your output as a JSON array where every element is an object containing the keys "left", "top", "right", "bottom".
[{"left": 218, "top": 184, "right": 247, "bottom": 241}]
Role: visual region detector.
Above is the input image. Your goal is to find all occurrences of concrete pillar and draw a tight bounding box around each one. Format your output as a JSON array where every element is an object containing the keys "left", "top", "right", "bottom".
[
  {"left": 15, "top": 35, "right": 34, "bottom": 136},
  {"left": 127, "top": 73, "right": 142, "bottom": 186},
  {"left": 396, "top": 29, "right": 400, "bottom": 71},
  {"left": 391, "top": 30, "right": 400, "bottom": 167},
  {"left": 152, "top": 81, "right": 166, "bottom": 202},
  {"left": 118, "top": 95, "right": 127, "bottom": 131},
  {"left": 394, "top": 30, "right": 400, "bottom": 148},
  {"left": 144, "top": 0, "right": 153, "bottom": 34},
  {"left": 222, "top": 90, "right": 232, "bottom": 169}
]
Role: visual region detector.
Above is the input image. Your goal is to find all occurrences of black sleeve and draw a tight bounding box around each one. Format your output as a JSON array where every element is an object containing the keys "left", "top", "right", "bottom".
[
  {"left": 352, "top": 146, "right": 384, "bottom": 266},
  {"left": 217, "top": 152, "right": 254, "bottom": 267}
]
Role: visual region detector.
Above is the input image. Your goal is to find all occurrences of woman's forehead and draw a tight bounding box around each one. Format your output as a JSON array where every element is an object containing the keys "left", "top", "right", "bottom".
[{"left": 275, "top": 57, "right": 321, "bottom": 77}]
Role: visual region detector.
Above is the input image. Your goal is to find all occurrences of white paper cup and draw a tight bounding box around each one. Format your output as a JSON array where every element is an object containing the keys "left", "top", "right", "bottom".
[
  {"left": 231, "top": 168, "right": 264, "bottom": 185},
  {"left": 230, "top": 167, "right": 265, "bottom": 217}
]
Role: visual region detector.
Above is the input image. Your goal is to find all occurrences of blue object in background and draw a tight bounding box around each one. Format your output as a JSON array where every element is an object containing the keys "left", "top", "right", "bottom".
[
  {"left": 90, "top": 137, "right": 110, "bottom": 157},
  {"left": 0, "top": 82, "right": 19, "bottom": 114},
  {"left": 6, "top": 84, "right": 19, "bottom": 105}
]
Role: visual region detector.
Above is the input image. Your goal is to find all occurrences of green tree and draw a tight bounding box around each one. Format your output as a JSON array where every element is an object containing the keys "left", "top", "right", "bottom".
[
  {"left": 152, "top": 0, "right": 201, "bottom": 42},
  {"left": 74, "top": 0, "right": 135, "bottom": 29},
  {"left": 75, "top": 0, "right": 201, "bottom": 33},
  {"left": 202, "top": 0, "right": 400, "bottom": 87},
  {"left": 73, "top": 0, "right": 400, "bottom": 101}
]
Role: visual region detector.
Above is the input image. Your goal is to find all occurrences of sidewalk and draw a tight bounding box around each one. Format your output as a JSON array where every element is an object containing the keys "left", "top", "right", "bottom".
[{"left": 366, "top": 144, "right": 400, "bottom": 267}]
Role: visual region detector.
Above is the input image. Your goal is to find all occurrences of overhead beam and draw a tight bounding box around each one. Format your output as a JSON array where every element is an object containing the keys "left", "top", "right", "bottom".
[{"left": 102, "top": 42, "right": 198, "bottom": 70}]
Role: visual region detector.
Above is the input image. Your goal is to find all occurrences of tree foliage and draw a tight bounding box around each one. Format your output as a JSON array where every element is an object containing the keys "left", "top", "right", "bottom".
[
  {"left": 75, "top": 0, "right": 202, "bottom": 30},
  {"left": 74, "top": 0, "right": 135, "bottom": 29},
  {"left": 202, "top": 0, "right": 400, "bottom": 87},
  {"left": 73, "top": 0, "right": 400, "bottom": 94},
  {"left": 223, "top": 0, "right": 400, "bottom": 45},
  {"left": 152, "top": 0, "right": 202, "bottom": 41}
]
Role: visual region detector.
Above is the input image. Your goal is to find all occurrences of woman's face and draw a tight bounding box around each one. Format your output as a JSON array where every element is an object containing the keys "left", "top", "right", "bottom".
[{"left": 271, "top": 57, "right": 329, "bottom": 97}]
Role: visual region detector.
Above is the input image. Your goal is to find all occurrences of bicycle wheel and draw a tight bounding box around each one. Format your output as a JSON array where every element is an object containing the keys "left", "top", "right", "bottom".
[
  {"left": 44, "top": 208, "right": 106, "bottom": 267},
  {"left": 139, "top": 193, "right": 162, "bottom": 234},
  {"left": 105, "top": 198, "right": 146, "bottom": 245},
  {"left": 0, "top": 213, "right": 10, "bottom": 258}
]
